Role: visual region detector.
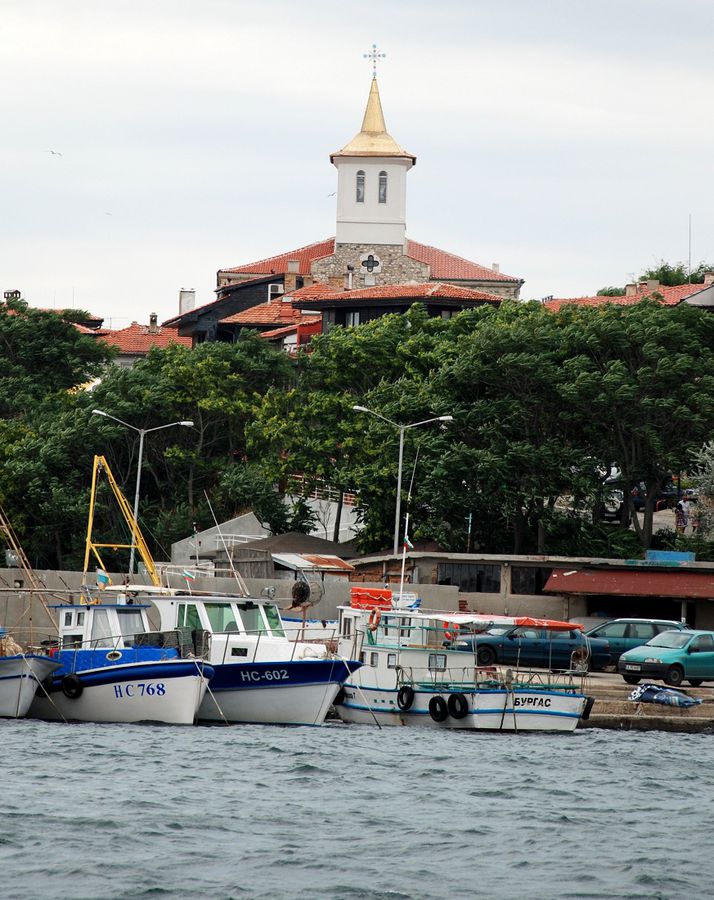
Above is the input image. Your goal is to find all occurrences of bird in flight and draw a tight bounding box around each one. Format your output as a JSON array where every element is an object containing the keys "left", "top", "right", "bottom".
[
  {"left": 47, "top": 149, "right": 63, "bottom": 156},
  {"left": 327, "top": 191, "right": 336, "bottom": 197}
]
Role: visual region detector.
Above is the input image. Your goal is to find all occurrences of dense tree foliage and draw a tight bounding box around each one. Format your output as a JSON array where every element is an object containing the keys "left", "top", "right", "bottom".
[
  {"left": 641, "top": 260, "right": 714, "bottom": 286},
  {"left": 1, "top": 297, "right": 714, "bottom": 568}
]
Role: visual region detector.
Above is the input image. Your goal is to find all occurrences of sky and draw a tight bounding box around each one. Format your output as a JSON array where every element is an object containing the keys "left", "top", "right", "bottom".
[{"left": 2, "top": 0, "right": 713, "bottom": 328}]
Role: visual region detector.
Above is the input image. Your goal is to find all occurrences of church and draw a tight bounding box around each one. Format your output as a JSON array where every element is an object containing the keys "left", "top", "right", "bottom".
[{"left": 164, "top": 69, "right": 523, "bottom": 348}]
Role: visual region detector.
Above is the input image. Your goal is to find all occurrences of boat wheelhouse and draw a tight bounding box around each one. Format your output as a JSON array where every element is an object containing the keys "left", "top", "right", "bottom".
[
  {"left": 120, "top": 587, "right": 363, "bottom": 726},
  {"left": 335, "top": 589, "right": 594, "bottom": 732},
  {"left": 28, "top": 600, "right": 213, "bottom": 725}
]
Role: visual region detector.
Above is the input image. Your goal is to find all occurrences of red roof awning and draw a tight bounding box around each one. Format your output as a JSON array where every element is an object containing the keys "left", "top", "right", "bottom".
[{"left": 544, "top": 568, "right": 714, "bottom": 600}]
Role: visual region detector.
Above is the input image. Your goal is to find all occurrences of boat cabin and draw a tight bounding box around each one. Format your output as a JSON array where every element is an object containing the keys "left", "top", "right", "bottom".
[{"left": 52, "top": 602, "right": 152, "bottom": 650}]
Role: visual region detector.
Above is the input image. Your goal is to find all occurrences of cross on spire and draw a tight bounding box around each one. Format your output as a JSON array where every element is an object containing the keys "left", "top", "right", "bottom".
[{"left": 363, "top": 43, "right": 385, "bottom": 78}]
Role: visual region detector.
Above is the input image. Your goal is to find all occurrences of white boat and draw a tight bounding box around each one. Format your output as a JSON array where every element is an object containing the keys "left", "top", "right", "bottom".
[
  {"left": 123, "top": 586, "right": 362, "bottom": 726},
  {"left": 28, "top": 601, "right": 213, "bottom": 725},
  {"left": 0, "top": 630, "right": 61, "bottom": 718},
  {"left": 335, "top": 589, "right": 594, "bottom": 732}
]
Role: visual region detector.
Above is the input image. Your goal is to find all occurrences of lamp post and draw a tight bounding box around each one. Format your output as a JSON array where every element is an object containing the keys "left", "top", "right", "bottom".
[
  {"left": 91, "top": 409, "right": 194, "bottom": 574},
  {"left": 352, "top": 405, "right": 453, "bottom": 556}
]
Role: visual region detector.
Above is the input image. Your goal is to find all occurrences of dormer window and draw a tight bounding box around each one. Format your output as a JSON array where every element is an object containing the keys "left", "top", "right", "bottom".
[
  {"left": 378, "top": 171, "right": 387, "bottom": 203},
  {"left": 356, "top": 170, "right": 365, "bottom": 203},
  {"left": 268, "top": 283, "right": 284, "bottom": 301}
]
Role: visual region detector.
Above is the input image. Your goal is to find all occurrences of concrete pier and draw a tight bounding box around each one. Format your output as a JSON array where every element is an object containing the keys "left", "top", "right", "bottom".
[{"left": 582, "top": 672, "right": 714, "bottom": 733}]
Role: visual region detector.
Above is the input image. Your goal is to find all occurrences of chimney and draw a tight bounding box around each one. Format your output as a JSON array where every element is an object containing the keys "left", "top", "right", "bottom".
[
  {"left": 625, "top": 283, "right": 638, "bottom": 297},
  {"left": 179, "top": 288, "right": 195, "bottom": 315},
  {"left": 284, "top": 272, "right": 297, "bottom": 292},
  {"left": 645, "top": 279, "right": 660, "bottom": 291},
  {"left": 148, "top": 312, "right": 159, "bottom": 334},
  {"left": 287, "top": 260, "right": 300, "bottom": 274},
  {"left": 703, "top": 272, "right": 714, "bottom": 286},
  {"left": 492, "top": 263, "right": 500, "bottom": 274}
]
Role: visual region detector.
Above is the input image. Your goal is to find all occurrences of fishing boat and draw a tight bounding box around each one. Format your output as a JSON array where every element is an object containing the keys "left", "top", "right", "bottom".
[
  {"left": 0, "top": 629, "right": 61, "bottom": 719},
  {"left": 27, "top": 600, "right": 214, "bottom": 725},
  {"left": 116, "top": 586, "right": 361, "bottom": 726},
  {"left": 334, "top": 588, "right": 594, "bottom": 731}
]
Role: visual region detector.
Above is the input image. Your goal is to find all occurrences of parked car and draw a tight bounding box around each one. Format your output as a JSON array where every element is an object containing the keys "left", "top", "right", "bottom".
[
  {"left": 618, "top": 630, "right": 714, "bottom": 687},
  {"left": 450, "top": 625, "right": 610, "bottom": 671},
  {"left": 585, "top": 619, "right": 691, "bottom": 664}
]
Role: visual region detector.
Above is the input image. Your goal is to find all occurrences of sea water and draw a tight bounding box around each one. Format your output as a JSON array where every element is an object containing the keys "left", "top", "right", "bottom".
[{"left": 1, "top": 719, "right": 711, "bottom": 899}]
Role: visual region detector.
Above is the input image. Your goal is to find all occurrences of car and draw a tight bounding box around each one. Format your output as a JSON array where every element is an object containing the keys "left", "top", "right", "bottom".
[
  {"left": 450, "top": 624, "right": 610, "bottom": 671},
  {"left": 618, "top": 629, "right": 714, "bottom": 687},
  {"left": 585, "top": 618, "right": 692, "bottom": 664}
]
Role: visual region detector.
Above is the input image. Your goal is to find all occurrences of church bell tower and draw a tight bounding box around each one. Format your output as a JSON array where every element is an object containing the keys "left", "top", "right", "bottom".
[{"left": 330, "top": 74, "right": 416, "bottom": 249}]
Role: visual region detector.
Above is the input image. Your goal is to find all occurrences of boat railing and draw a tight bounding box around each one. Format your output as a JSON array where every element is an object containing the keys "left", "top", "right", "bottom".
[
  {"left": 208, "top": 626, "right": 339, "bottom": 665},
  {"left": 396, "top": 664, "right": 588, "bottom": 693}
]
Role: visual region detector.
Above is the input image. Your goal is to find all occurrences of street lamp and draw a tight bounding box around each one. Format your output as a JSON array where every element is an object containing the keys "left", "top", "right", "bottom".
[
  {"left": 352, "top": 405, "right": 454, "bottom": 556},
  {"left": 91, "top": 409, "right": 194, "bottom": 574}
]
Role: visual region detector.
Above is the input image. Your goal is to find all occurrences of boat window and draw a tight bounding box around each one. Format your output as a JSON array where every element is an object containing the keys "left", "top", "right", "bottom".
[
  {"left": 400, "top": 617, "right": 411, "bottom": 638},
  {"left": 64, "top": 611, "right": 73, "bottom": 627},
  {"left": 341, "top": 615, "right": 352, "bottom": 638},
  {"left": 263, "top": 604, "right": 285, "bottom": 637},
  {"left": 179, "top": 604, "right": 202, "bottom": 631},
  {"left": 428, "top": 653, "right": 447, "bottom": 671},
  {"left": 116, "top": 609, "right": 145, "bottom": 644},
  {"left": 237, "top": 602, "right": 266, "bottom": 636},
  {"left": 90, "top": 609, "right": 114, "bottom": 648},
  {"left": 360, "top": 650, "right": 366, "bottom": 663},
  {"left": 77, "top": 612, "right": 85, "bottom": 626},
  {"left": 387, "top": 653, "right": 397, "bottom": 669},
  {"left": 205, "top": 603, "right": 239, "bottom": 633},
  {"left": 370, "top": 652, "right": 379, "bottom": 668}
]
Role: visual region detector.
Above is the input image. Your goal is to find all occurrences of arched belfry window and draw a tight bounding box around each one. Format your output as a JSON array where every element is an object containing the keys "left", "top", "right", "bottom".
[
  {"left": 356, "top": 171, "right": 365, "bottom": 203},
  {"left": 378, "top": 171, "right": 387, "bottom": 204}
]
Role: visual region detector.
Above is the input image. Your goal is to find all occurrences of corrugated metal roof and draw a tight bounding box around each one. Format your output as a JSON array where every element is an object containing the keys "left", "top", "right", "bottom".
[
  {"left": 272, "top": 553, "right": 354, "bottom": 572},
  {"left": 544, "top": 568, "right": 714, "bottom": 599}
]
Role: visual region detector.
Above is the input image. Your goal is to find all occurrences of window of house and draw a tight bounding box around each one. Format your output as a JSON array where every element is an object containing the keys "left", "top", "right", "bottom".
[
  {"left": 510, "top": 567, "right": 553, "bottom": 595},
  {"left": 268, "top": 283, "right": 284, "bottom": 301},
  {"left": 356, "top": 171, "right": 365, "bottom": 203},
  {"left": 437, "top": 563, "right": 501, "bottom": 593},
  {"left": 345, "top": 311, "right": 360, "bottom": 327},
  {"left": 378, "top": 171, "right": 387, "bottom": 203}
]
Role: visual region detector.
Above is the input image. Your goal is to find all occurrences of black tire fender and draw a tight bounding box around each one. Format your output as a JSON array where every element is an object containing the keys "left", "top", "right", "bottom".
[
  {"left": 333, "top": 687, "right": 346, "bottom": 706},
  {"left": 61, "top": 673, "right": 83, "bottom": 700},
  {"left": 581, "top": 696, "right": 596, "bottom": 721},
  {"left": 397, "top": 686, "right": 415, "bottom": 711},
  {"left": 447, "top": 692, "right": 469, "bottom": 719},
  {"left": 428, "top": 695, "right": 449, "bottom": 723}
]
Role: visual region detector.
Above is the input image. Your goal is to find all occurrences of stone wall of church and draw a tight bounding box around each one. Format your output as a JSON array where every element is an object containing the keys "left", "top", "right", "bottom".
[{"left": 310, "top": 243, "right": 430, "bottom": 289}]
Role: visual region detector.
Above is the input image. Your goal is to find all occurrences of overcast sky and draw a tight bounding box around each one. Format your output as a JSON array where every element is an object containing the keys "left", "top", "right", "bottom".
[{"left": 2, "top": 0, "right": 713, "bottom": 328}]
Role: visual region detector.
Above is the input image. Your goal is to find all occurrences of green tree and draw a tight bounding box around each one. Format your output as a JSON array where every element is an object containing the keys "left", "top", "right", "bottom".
[{"left": 641, "top": 260, "right": 714, "bottom": 286}]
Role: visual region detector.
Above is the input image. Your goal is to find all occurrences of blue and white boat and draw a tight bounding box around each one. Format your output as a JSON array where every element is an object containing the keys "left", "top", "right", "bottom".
[
  {"left": 122, "top": 587, "right": 362, "bottom": 726},
  {"left": 28, "top": 601, "right": 213, "bottom": 725},
  {"left": 0, "top": 629, "right": 61, "bottom": 718},
  {"left": 335, "top": 592, "right": 593, "bottom": 732}
]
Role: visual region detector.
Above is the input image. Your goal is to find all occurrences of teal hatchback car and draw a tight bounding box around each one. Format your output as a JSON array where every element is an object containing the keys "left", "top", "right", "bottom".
[{"left": 618, "top": 630, "right": 714, "bottom": 687}]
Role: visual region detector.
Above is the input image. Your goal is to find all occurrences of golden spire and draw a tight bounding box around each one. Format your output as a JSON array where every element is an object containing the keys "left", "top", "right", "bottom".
[{"left": 331, "top": 76, "right": 416, "bottom": 162}]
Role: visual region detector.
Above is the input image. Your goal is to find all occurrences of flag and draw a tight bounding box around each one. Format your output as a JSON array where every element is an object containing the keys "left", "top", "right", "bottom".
[
  {"left": 183, "top": 569, "right": 196, "bottom": 581},
  {"left": 96, "top": 568, "right": 111, "bottom": 589},
  {"left": 403, "top": 534, "right": 414, "bottom": 550}
]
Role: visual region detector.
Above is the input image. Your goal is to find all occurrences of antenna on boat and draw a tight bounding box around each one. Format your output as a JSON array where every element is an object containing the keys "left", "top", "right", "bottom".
[{"left": 203, "top": 491, "right": 249, "bottom": 596}]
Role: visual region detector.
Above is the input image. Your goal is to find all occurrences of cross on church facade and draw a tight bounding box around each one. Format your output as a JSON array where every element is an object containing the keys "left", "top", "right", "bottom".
[
  {"left": 362, "top": 254, "right": 378, "bottom": 273},
  {"left": 363, "top": 43, "right": 385, "bottom": 77}
]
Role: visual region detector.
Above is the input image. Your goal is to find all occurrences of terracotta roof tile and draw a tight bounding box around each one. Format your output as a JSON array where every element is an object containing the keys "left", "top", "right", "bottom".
[
  {"left": 101, "top": 323, "right": 192, "bottom": 353},
  {"left": 221, "top": 239, "right": 335, "bottom": 276},
  {"left": 544, "top": 283, "right": 707, "bottom": 312},
  {"left": 219, "top": 237, "right": 519, "bottom": 284},
  {"left": 405, "top": 240, "right": 519, "bottom": 283},
  {"left": 221, "top": 299, "right": 321, "bottom": 328},
  {"left": 300, "top": 281, "right": 501, "bottom": 304}
]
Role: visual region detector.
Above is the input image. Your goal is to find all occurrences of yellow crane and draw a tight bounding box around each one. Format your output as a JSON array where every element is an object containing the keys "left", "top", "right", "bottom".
[{"left": 83, "top": 455, "right": 160, "bottom": 587}]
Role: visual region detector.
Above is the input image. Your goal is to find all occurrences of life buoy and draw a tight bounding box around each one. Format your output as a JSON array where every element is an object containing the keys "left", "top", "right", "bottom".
[
  {"left": 443, "top": 622, "right": 459, "bottom": 642},
  {"left": 397, "top": 685, "right": 415, "bottom": 711},
  {"left": 368, "top": 609, "right": 382, "bottom": 632},
  {"left": 61, "top": 673, "right": 83, "bottom": 700},
  {"left": 448, "top": 692, "right": 469, "bottom": 719},
  {"left": 428, "top": 695, "right": 449, "bottom": 723}
]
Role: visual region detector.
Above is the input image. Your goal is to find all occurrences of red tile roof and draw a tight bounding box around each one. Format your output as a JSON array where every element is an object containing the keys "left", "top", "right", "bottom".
[
  {"left": 101, "top": 323, "right": 192, "bottom": 354},
  {"left": 300, "top": 281, "right": 501, "bottom": 304},
  {"left": 544, "top": 282, "right": 708, "bottom": 312},
  {"left": 259, "top": 323, "right": 301, "bottom": 339},
  {"left": 220, "top": 237, "right": 519, "bottom": 284},
  {"left": 221, "top": 239, "right": 335, "bottom": 276},
  {"left": 405, "top": 240, "right": 519, "bottom": 283},
  {"left": 221, "top": 299, "right": 321, "bottom": 328}
]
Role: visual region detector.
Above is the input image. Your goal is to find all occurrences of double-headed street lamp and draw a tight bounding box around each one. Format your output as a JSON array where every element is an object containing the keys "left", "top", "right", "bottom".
[
  {"left": 352, "top": 405, "right": 454, "bottom": 556},
  {"left": 91, "top": 409, "right": 193, "bottom": 574}
]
